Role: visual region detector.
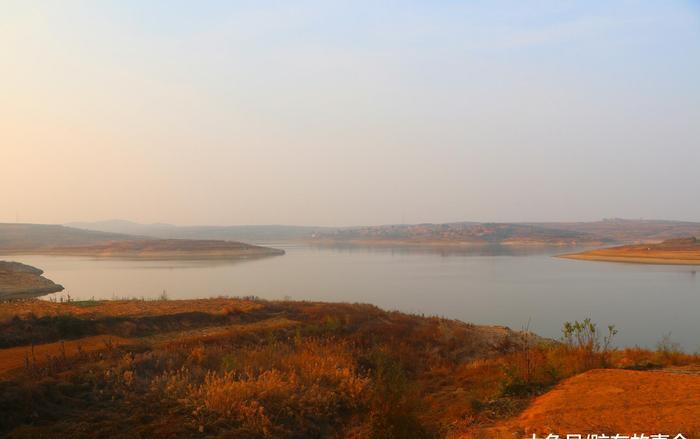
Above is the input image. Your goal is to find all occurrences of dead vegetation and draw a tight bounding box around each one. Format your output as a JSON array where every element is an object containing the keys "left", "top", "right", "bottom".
[
  {"left": 0, "top": 298, "right": 531, "bottom": 437},
  {"left": 0, "top": 299, "right": 698, "bottom": 438}
]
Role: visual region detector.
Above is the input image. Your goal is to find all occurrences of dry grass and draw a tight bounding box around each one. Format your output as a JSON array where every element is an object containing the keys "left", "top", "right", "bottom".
[
  {"left": 0, "top": 298, "right": 528, "bottom": 437},
  {"left": 151, "top": 339, "right": 370, "bottom": 437},
  {"left": 1, "top": 298, "right": 699, "bottom": 438},
  {"left": 0, "top": 297, "right": 263, "bottom": 321}
]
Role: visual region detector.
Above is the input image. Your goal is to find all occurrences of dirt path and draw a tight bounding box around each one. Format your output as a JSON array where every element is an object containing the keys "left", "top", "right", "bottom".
[
  {"left": 0, "top": 316, "right": 296, "bottom": 377},
  {"left": 145, "top": 316, "right": 300, "bottom": 345},
  {"left": 471, "top": 369, "right": 700, "bottom": 438},
  {"left": 0, "top": 335, "right": 132, "bottom": 376}
]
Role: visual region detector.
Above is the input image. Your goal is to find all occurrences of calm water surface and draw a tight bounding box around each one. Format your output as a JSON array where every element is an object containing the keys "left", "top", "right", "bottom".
[{"left": 6, "top": 244, "right": 700, "bottom": 349}]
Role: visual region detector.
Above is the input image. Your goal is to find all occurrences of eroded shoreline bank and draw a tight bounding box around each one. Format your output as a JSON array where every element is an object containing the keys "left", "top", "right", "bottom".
[{"left": 0, "top": 261, "right": 64, "bottom": 299}]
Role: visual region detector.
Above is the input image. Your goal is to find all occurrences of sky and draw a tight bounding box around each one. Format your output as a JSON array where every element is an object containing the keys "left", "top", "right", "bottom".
[{"left": 2, "top": 1, "right": 699, "bottom": 226}]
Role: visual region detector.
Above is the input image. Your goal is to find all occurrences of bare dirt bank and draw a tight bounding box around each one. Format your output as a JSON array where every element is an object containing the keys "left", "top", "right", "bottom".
[
  {"left": 0, "top": 261, "right": 64, "bottom": 299},
  {"left": 472, "top": 368, "right": 700, "bottom": 437},
  {"left": 0, "top": 335, "right": 132, "bottom": 377}
]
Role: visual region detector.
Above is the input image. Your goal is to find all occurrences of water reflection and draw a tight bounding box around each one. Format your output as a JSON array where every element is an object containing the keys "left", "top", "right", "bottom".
[
  {"left": 3, "top": 246, "right": 699, "bottom": 349},
  {"left": 307, "top": 242, "right": 583, "bottom": 257}
]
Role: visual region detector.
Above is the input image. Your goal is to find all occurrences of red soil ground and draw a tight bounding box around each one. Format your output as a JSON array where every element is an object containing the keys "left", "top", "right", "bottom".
[{"left": 471, "top": 369, "right": 700, "bottom": 438}]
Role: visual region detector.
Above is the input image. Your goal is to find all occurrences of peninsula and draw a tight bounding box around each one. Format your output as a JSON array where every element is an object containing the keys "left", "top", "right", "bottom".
[
  {"left": 0, "top": 261, "right": 64, "bottom": 299},
  {"left": 28, "top": 239, "right": 286, "bottom": 260},
  {"left": 559, "top": 237, "right": 700, "bottom": 265},
  {"left": 0, "top": 224, "right": 284, "bottom": 261}
]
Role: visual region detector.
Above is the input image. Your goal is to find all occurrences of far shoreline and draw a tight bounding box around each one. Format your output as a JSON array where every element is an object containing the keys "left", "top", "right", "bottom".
[{"left": 306, "top": 238, "right": 607, "bottom": 248}]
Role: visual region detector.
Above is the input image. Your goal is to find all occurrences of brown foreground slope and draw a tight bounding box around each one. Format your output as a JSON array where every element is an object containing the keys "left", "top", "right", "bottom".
[
  {"left": 0, "top": 297, "right": 543, "bottom": 437},
  {"left": 0, "top": 261, "right": 64, "bottom": 299},
  {"left": 1, "top": 298, "right": 699, "bottom": 437},
  {"left": 560, "top": 237, "right": 700, "bottom": 265}
]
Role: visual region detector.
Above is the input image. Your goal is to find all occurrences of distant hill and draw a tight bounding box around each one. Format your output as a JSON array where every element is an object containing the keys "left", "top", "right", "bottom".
[
  {"left": 310, "top": 219, "right": 700, "bottom": 246},
  {"left": 64, "top": 218, "right": 700, "bottom": 247},
  {"left": 0, "top": 223, "right": 284, "bottom": 260},
  {"left": 310, "top": 222, "right": 608, "bottom": 246},
  {"left": 66, "top": 220, "right": 332, "bottom": 243},
  {"left": 526, "top": 219, "right": 700, "bottom": 243},
  {"left": 0, "top": 223, "right": 136, "bottom": 251}
]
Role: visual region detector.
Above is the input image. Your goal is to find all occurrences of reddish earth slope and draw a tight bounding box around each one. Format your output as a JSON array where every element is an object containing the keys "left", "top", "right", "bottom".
[{"left": 471, "top": 369, "right": 700, "bottom": 438}]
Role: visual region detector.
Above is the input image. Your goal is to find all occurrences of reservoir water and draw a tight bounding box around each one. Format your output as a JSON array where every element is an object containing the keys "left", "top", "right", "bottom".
[{"left": 5, "top": 244, "right": 699, "bottom": 350}]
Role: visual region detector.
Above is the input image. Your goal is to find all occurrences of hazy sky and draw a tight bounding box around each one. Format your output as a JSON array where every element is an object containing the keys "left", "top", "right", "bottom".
[{"left": 2, "top": 1, "right": 699, "bottom": 226}]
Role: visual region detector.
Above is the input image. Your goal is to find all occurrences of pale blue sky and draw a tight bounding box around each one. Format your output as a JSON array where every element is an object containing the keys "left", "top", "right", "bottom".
[{"left": 2, "top": 1, "right": 699, "bottom": 226}]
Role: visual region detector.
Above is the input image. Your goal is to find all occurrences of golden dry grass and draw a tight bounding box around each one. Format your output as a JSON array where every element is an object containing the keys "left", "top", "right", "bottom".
[
  {"left": 1, "top": 298, "right": 699, "bottom": 438},
  {"left": 0, "top": 297, "right": 263, "bottom": 322}
]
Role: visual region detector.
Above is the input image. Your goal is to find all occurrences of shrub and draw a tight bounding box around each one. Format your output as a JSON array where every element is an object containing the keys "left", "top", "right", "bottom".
[
  {"left": 655, "top": 332, "right": 685, "bottom": 365},
  {"left": 561, "top": 318, "right": 617, "bottom": 369},
  {"left": 499, "top": 319, "right": 618, "bottom": 398},
  {"left": 365, "top": 348, "right": 430, "bottom": 438}
]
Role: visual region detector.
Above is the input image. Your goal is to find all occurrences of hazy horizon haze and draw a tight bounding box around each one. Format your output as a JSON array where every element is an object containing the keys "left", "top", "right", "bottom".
[{"left": 3, "top": 1, "right": 699, "bottom": 226}]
